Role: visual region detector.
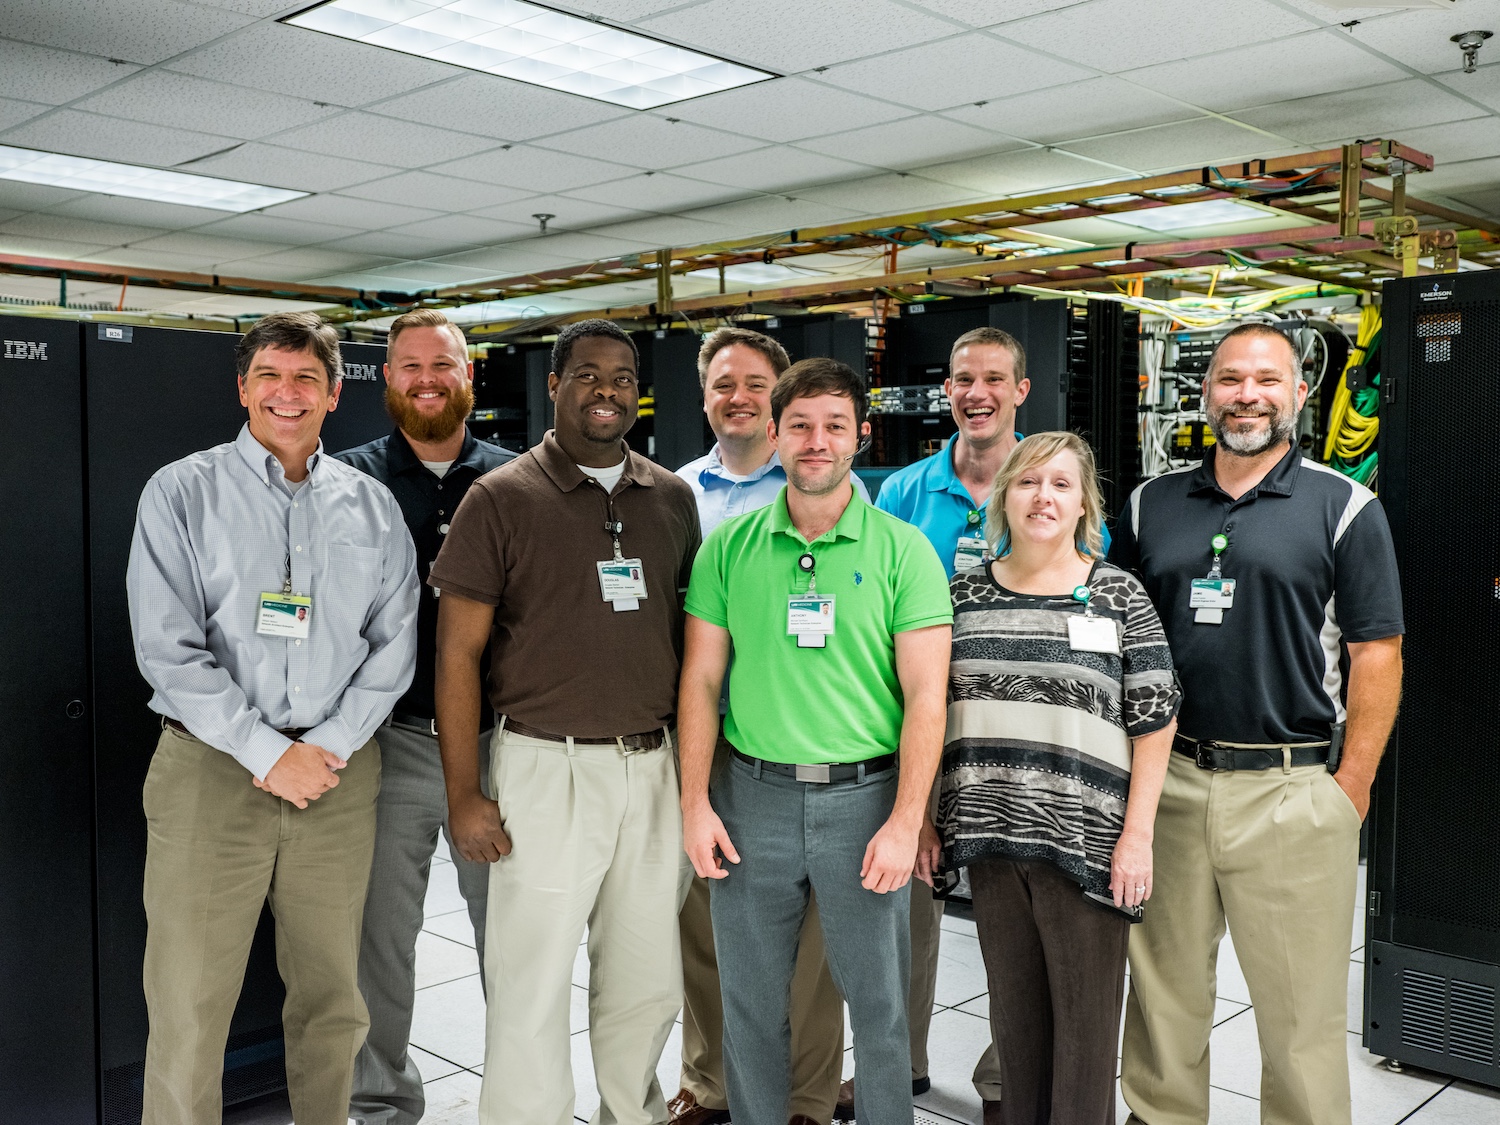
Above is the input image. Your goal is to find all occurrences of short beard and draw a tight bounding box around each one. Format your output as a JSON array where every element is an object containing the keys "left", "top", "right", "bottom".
[
  {"left": 1207, "top": 401, "right": 1297, "bottom": 457},
  {"left": 786, "top": 462, "right": 850, "bottom": 498},
  {"left": 385, "top": 381, "right": 474, "bottom": 444}
]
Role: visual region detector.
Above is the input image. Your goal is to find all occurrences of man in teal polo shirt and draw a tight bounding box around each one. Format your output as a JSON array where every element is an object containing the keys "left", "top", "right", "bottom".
[{"left": 680, "top": 357, "right": 952, "bottom": 1125}]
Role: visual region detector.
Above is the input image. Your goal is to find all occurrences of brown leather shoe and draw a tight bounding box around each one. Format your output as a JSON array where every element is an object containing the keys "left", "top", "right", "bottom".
[
  {"left": 832, "top": 1077, "right": 855, "bottom": 1122},
  {"left": 667, "top": 1087, "right": 731, "bottom": 1125},
  {"left": 982, "top": 1097, "right": 1003, "bottom": 1125}
]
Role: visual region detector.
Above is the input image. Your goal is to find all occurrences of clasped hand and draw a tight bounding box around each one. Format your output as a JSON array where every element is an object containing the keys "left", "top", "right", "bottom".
[{"left": 253, "top": 741, "right": 345, "bottom": 809}]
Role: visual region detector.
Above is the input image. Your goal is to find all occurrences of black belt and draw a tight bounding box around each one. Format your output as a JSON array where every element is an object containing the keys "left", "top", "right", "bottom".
[
  {"left": 1174, "top": 732, "right": 1333, "bottom": 772},
  {"left": 503, "top": 716, "right": 667, "bottom": 751},
  {"left": 164, "top": 716, "right": 309, "bottom": 742},
  {"left": 731, "top": 747, "right": 896, "bottom": 784}
]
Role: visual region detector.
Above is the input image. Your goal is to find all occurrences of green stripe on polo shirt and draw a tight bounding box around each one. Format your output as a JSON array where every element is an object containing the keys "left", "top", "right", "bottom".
[{"left": 686, "top": 485, "right": 952, "bottom": 765}]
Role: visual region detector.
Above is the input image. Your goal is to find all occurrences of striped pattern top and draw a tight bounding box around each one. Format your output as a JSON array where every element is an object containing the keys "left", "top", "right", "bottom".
[{"left": 938, "top": 560, "right": 1180, "bottom": 897}]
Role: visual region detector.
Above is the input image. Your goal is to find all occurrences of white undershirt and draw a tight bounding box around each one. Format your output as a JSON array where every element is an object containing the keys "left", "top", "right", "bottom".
[
  {"left": 578, "top": 459, "right": 627, "bottom": 493},
  {"left": 420, "top": 458, "right": 454, "bottom": 478}
]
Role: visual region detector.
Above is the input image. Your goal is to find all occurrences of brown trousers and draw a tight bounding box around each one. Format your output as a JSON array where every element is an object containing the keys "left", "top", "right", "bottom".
[
  {"left": 142, "top": 727, "right": 380, "bottom": 1125},
  {"left": 971, "top": 857, "right": 1130, "bottom": 1125}
]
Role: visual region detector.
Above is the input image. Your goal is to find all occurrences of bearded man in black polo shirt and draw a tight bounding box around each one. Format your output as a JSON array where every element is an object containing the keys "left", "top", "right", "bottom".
[
  {"left": 337, "top": 309, "right": 515, "bottom": 1125},
  {"left": 1110, "top": 323, "right": 1403, "bottom": 1125}
]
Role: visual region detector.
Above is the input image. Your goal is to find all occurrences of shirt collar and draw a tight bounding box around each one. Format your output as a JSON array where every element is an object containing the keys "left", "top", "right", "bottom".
[
  {"left": 924, "top": 435, "right": 1023, "bottom": 500},
  {"left": 768, "top": 483, "right": 867, "bottom": 545},
  {"left": 386, "top": 425, "right": 481, "bottom": 476},
  {"left": 235, "top": 423, "right": 322, "bottom": 489},
  {"left": 700, "top": 444, "right": 783, "bottom": 484},
  {"left": 534, "top": 429, "right": 655, "bottom": 493},
  {"left": 1188, "top": 442, "right": 1301, "bottom": 499}
]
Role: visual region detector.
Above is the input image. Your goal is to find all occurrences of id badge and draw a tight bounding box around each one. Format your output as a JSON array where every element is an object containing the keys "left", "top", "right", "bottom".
[
  {"left": 597, "top": 558, "right": 647, "bottom": 612},
  {"left": 1067, "top": 614, "right": 1120, "bottom": 655},
  {"left": 257, "top": 592, "right": 311, "bottom": 638},
  {"left": 788, "top": 594, "right": 835, "bottom": 649},
  {"left": 953, "top": 535, "right": 988, "bottom": 573},
  {"left": 1190, "top": 578, "right": 1235, "bottom": 624}
]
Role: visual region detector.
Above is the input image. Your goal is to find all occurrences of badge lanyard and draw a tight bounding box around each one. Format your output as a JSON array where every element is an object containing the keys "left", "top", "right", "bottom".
[
  {"left": 257, "top": 551, "right": 311, "bottom": 639},
  {"left": 788, "top": 549, "right": 835, "bottom": 648},
  {"left": 1067, "top": 583, "right": 1119, "bottom": 654},
  {"left": 1190, "top": 532, "right": 1236, "bottom": 625},
  {"left": 595, "top": 490, "right": 648, "bottom": 612},
  {"left": 954, "top": 507, "right": 988, "bottom": 572}
]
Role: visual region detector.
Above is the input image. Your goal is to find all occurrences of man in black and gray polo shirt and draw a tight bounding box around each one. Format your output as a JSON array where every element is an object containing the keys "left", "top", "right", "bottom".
[
  {"left": 337, "top": 309, "right": 515, "bottom": 1125},
  {"left": 1110, "top": 323, "right": 1403, "bottom": 1125}
]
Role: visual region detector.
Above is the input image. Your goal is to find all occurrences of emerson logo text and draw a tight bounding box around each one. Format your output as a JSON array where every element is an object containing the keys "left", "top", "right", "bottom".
[{"left": 3, "top": 339, "right": 48, "bottom": 361}]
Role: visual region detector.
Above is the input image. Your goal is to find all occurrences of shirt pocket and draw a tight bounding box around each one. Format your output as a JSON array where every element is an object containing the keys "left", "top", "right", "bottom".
[{"left": 322, "top": 543, "right": 384, "bottom": 634}]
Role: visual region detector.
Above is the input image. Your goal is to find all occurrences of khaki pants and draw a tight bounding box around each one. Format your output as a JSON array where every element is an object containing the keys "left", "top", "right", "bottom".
[
  {"left": 1121, "top": 752, "right": 1362, "bottom": 1125},
  {"left": 679, "top": 874, "right": 845, "bottom": 1120},
  {"left": 909, "top": 879, "right": 1003, "bottom": 1099},
  {"left": 479, "top": 726, "right": 689, "bottom": 1125},
  {"left": 142, "top": 726, "right": 381, "bottom": 1125}
]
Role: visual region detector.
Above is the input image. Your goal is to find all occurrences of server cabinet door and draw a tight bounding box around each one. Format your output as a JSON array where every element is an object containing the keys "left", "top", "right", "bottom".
[{"left": 0, "top": 317, "right": 96, "bottom": 1122}]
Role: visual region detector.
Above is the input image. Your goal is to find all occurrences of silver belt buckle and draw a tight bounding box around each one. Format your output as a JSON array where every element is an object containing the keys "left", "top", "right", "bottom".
[{"left": 795, "top": 763, "right": 831, "bottom": 784}]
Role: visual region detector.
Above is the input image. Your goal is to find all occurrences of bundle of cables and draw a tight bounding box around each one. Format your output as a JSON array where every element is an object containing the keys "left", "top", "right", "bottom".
[{"left": 1322, "top": 304, "right": 1381, "bottom": 488}]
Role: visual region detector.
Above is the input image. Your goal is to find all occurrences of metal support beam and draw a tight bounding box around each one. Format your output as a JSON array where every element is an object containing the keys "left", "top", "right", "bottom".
[{"left": 1339, "top": 143, "right": 1363, "bottom": 238}]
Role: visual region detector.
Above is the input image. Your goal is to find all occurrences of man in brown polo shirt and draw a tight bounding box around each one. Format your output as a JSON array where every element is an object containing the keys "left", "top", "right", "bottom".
[{"left": 430, "top": 318, "right": 700, "bottom": 1125}]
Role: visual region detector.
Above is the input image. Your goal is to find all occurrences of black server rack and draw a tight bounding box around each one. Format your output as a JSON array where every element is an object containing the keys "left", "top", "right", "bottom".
[
  {"left": 0, "top": 316, "right": 98, "bottom": 1124},
  {"left": 472, "top": 343, "right": 537, "bottom": 451},
  {"left": 758, "top": 312, "right": 870, "bottom": 374},
  {"left": 1065, "top": 302, "right": 1141, "bottom": 526},
  {"left": 1365, "top": 270, "right": 1500, "bottom": 1087},
  {"left": 634, "top": 328, "right": 704, "bottom": 471}
]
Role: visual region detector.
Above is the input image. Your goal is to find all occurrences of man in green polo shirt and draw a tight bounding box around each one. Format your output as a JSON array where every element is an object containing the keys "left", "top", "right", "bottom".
[{"left": 680, "top": 357, "right": 952, "bottom": 1125}]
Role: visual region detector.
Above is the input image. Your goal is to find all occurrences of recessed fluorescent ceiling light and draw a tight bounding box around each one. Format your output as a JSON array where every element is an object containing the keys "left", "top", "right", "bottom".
[
  {"left": 1111, "top": 198, "right": 1276, "bottom": 233},
  {"left": 287, "top": 0, "right": 774, "bottom": 109},
  {"left": 0, "top": 145, "right": 306, "bottom": 212}
]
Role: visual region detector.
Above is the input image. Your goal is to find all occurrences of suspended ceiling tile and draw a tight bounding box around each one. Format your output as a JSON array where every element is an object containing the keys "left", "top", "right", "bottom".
[
  {"left": 795, "top": 116, "right": 1019, "bottom": 170},
  {"left": 671, "top": 146, "right": 875, "bottom": 193},
  {"left": 431, "top": 245, "right": 576, "bottom": 274},
  {"left": 75, "top": 71, "right": 339, "bottom": 139},
  {"left": 795, "top": 172, "right": 982, "bottom": 214},
  {"left": 500, "top": 229, "right": 660, "bottom": 261},
  {"left": 0, "top": 212, "right": 164, "bottom": 246},
  {"left": 1436, "top": 60, "right": 1500, "bottom": 114},
  {"left": 537, "top": 115, "right": 763, "bottom": 169},
  {"left": 386, "top": 213, "right": 537, "bottom": 249},
  {"left": 1276, "top": 1, "right": 1403, "bottom": 21},
  {"left": 549, "top": 1, "right": 690, "bottom": 20},
  {"left": 234, "top": 245, "right": 392, "bottom": 273},
  {"left": 0, "top": 233, "right": 112, "bottom": 259},
  {"left": 0, "top": 180, "right": 85, "bottom": 211},
  {"left": 342, "top": 171, "right": 533, "bottom": 213},
  {"left": 467, "top": 194, "right": 648, "bottom": 231},
  {"left": 1122, "top": 30, "right": 1409, "bottom": 113},
  {"left": 819, "top": 34, "right": 1091, "bottom": 113},
  {"left": 642, "top": 0, "right": 958, "bottom": 72},
  {"left": 0, "top": 0, "right": 255, "bottom": 65},
  {"left": 916, "top": 146, "right": 1113, "bottom": 195},
  {"left": 170, "top": 22, "right": 454, "bottom": 107},
  {"left": 0, "top": 43, "right": 139, "bottom": 105},
  {"left": 207, "top": 256, "right": 359, "bottom": 282},
  {"left": 381, "top": 261, "right": 508, "bottom": 285},
  {"left": 0, "top": 109, "right": 237, "bottom": 167},
  {"left": 1061, "top": 117, "right": 1283, "bottom": 173},
  {"left": 268, "top": 113, "right": 500, "bottom": 170},
  {"left": 77, "top": 246, "right": 232, "bottom": 272},
  {"left": 321, "top": 230, "right": 452, "bottom": 260},
  {"left": 1235, "top": 77, "right": 1483, "bottom": 145},
  {"left": 368, "top": 74, "right": 631, "bottom": 143},
  {"left": 593, "top": 213, "right": 738, "bottom": 247},
  {"left": 1412, "top": 154, "right": 1500, "bottom": 197},
  {"left": 190, "top": 211, "right": 365, "bottom": 245},
  {"left": 0, "top": 97, "right": 49, "bottom": 132},
  {"left": 126, "top": 231, "right": 304, "bottom": 262},
  {"left": 912, "top": 0, "right": 1092, "bottom": 27},
  {"left": 668, "top": 78, "right": 911, "bottom": 144},
  {"left": 1395, "top": 116, "right": 1500, "bottom": 166},
  {"left": 1342, "top": 3, "right": 1500, "bottom": 74},
  {"left": 563, "top": 171, "right": 747, "bottom": 212},
  {"left": 43, "top": 193, "right": 226, "bottom": 229},
  {"left": 942, "top": 76, "right": 1198, "bottom": 145},
  {"left": 263, "top": 193, "right": 445, "bottom": 231},
  {"left": 184, "top": 142, "right": 391, "bottom": 193},
  {"left": 433, "top": 145, "right": 641, "bottom": 193},
  {"left": 197, "top": 0, "right": 310, "bottom": 14},
  {"left": 997, "top": 0, "right": 1311, "bottom": 73},
  {"left": 681, "top": 194, "right": 860, "bottom": 232}
]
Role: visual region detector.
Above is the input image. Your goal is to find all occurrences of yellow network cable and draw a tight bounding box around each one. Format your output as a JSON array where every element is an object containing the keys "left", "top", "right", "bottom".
[{"left": 1323, "top": 305, "right": 1381, "bottom": 463}]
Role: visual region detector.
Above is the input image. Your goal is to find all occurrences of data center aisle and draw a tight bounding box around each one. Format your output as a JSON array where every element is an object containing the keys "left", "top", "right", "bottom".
[{"left": 224, "top": 859, "right": 1497, "bottom": 1125}]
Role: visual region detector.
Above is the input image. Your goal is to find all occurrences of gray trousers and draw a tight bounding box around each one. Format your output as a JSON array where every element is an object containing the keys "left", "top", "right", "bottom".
[
  {"left": 349, "top": 723, "right": 491, "bottom": 1125},
  {"left": 710, "top": 755, "right": 913, "bottom": 1125}
]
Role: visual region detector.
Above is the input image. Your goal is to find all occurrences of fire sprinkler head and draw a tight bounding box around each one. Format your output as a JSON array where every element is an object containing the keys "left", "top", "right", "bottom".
[
  {"left": 1451, "top": 30, "right": 1493, "bottom": 74},
  {"left": 532, "top": 212, "right": 556, "bottom": 234}
]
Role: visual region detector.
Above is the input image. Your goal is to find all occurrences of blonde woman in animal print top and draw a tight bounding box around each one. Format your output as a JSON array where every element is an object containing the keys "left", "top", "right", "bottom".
[{"left": 937, "top": 432, "right": 1180, "bottom": 1125}]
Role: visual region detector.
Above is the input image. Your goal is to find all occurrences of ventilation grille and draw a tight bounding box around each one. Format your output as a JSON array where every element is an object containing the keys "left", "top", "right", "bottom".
[
  {"left": 1401, "top": 969, "right": 1448, "bottom": 1054},
  {"left": 1450, "top": 979, "right": 1498, "bottom": 1065},
  {"left": 1417, "top": 311, "right": 1462, "bottom": 337},
  {"left": 1399, "top": 967, "right": 1499, "bottom": 1066}
]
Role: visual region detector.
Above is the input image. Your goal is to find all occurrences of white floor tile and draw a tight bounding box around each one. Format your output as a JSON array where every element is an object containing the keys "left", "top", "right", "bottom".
[
  {"left": 932, "top": 930, "right": 989, "bottom": 1008},
  {"left": 571, "top": 982, "right": 590, "bottom": 1033},
  {"left": 422, "top": 908, "right": 479, "bottom": 947},
  {"left": 939, "top": 909, "right": 978, "bottom": 940},
  {"left": 422, "top": 861, "right": 469, "bottom": 919},
  {"left": 419, "top": 1068, "right": 484, "bottom": 1125},
  {"left": 409, "top": 974, "right": 488, "bottom": 1069},
  {"left": 1402, "top": 1079, "right": 1500, "bottom": 1122},
  {"left": 1216, "top": 932, "right": 1253, "bottom": 1006},
  {"left": 1348, "top": 1033, "right": 1448, "bottom": 1124},
  {"left": 410, "top": 1044, "right": 466, "bottom": 1082},
  {"left": 912, "top": 1007, "right": 991, "bottom": 1122},
  {"left": 573, "top": 941, "right": 591, "bottom": 988},
  {"left": 415, "top": 930, "right": 481, "bottom": 991},
  {"left": 568, "top": 1017, "right": 683, "bottom": 1123}
]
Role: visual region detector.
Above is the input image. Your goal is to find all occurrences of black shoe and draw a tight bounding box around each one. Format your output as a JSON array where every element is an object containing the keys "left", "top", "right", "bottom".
[{"left": 912, "top": 1075, "right": 931, "bottom": 1097}]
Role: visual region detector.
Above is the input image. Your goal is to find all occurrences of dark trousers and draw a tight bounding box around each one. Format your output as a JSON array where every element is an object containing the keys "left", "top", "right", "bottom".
[{"left": 971, "top": 857, "right": 1130, "bottom": 1125}]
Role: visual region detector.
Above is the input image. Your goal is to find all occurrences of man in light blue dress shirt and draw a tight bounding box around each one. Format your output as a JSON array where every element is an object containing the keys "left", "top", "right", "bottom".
[{"left": 126, "top": 312, "right": 418, "bottom": 1125}]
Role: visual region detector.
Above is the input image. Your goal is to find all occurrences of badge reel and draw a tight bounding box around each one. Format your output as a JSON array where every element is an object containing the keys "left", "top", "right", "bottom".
[
  {"left": 1190, "top": 533, "right": 1235, "bottom": 625},
  {"left": 1067, "top": 585, "right": 1119, "bottom": 655},
  {"left": 596, "top": 518, "right": 647, "bottom": 612},
  {"left": 953, "top": 507, "right": 988, "bottom": 572},
  {"left": 258, "top": 553, "right": 311, "bottom": 639},
  {"left": 788, "top": 551, "right": 835, "bottom": 648}
]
